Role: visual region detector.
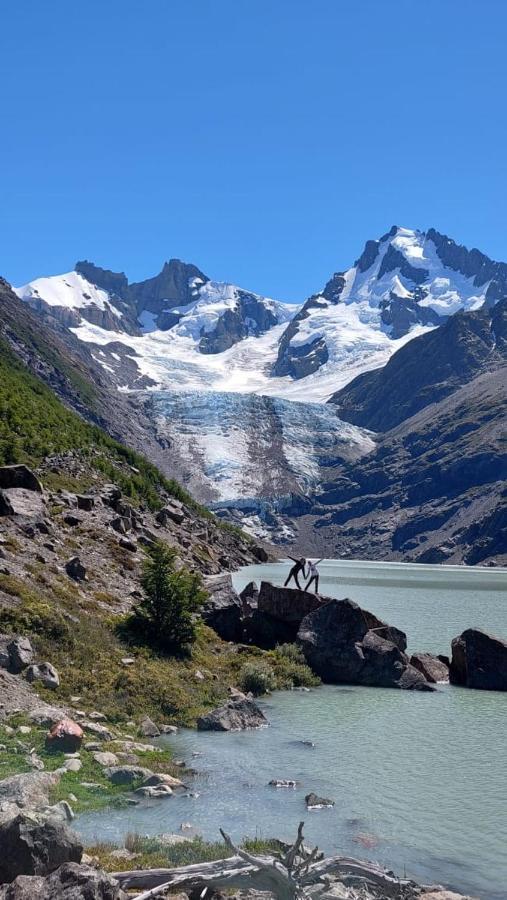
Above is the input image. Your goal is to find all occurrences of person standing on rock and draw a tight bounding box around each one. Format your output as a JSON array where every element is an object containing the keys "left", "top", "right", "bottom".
[
  {"left": 305, "top": 559, "right": 323, "bottom": 594},
  {"left": 284, "top": 557, "right": 307, "bottom": 589}
]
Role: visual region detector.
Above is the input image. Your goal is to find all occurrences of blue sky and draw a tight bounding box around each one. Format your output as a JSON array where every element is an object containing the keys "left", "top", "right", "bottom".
[{"left": 1, "top": 0, "right": 506, "bottom": 301}]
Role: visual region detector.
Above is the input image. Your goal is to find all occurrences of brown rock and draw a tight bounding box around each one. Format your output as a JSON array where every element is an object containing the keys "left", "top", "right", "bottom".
[{"left": 46, "top": 719, "right": 84, "bottom": 753}]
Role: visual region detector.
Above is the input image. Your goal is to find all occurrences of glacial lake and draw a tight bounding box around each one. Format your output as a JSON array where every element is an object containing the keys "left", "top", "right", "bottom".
[{"left": 76, "top": 559, "right": 507, "bottom": 900}]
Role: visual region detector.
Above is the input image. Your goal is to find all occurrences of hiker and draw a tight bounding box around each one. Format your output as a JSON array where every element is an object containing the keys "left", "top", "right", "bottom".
[
  {"left": 305, "top": 559, "right": 323, "bottom": 594},
  {"left": 284, "top": 557, "right": 307, "bottom": 590}
]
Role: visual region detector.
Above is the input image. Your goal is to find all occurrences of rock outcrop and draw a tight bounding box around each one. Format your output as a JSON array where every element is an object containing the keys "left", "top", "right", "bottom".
[
  {"left": 449, "top": 628, "right": 507, "bottom": 690},
  {"left": 196, "top": 698, "right": 268, "bottom": 731},
  {"left": 246, "top": 582, "right": 325, "bottom": 648},
  {"left": 201, "top": 574, "right": 245, "bottom": 642},
  {"left": 0, "top": 863, "right": 124, "bottom": 900},
  {"left": 0, "top": 813, "right": 83, "bottom": 882},
  {"left": 297, "top": 598, "right": 432, "bottom": 690}
]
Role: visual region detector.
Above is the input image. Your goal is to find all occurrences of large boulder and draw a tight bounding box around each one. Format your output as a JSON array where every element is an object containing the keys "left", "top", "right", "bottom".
[
  {"left": 450, "top": 628, "right": 507, "bottom": 690},
  {"left": 0, "top": 489, "right": 45, "bottom": 519},
  {"left": 0, "top": 465, "right": 42, "bottom": 493},
  {"left": 297, "top": 598, "right": 432, "bottom": 691},
  {"left": 25, "top": 662, "right": 60, "bottom": 690},
  {"left": 6, "top": 637, "right": 34, "bottom": 673},
  {"left": 201, "top": 574, "right": 244, "bottom": 642},
  {"left": 0, "top": 813, "right": 82, "bottom": 882},
  {"left": 103, "top": 766, "right": 152, "bottom": 785},
  {"left": 0, "top": 772, "right": 61, "bottom": 820},
  {"left": 410, "top": 652, "right": 449, "bottom": 683},
  {"left": 197, "top": 698, "right": 268, "bottom": 731},
  {"left": 0, "top": 863, "right": 124, "bottom": 899},
  {"left": 46, "top": 719, "right": 83, "bottom": 753},
  {"left": 246, "top": 582, "right": 325, "bottom": 648}
]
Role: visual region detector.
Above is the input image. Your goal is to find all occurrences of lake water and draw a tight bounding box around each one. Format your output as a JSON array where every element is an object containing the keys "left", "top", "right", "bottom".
[{"left": 76, "top": 559, "right": 507, "bottom": 900}]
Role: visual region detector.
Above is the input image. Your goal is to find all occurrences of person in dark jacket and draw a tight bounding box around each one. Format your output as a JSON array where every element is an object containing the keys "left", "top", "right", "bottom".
[{"left": 284, "top": 557, "right": 307, "bottom": 589}]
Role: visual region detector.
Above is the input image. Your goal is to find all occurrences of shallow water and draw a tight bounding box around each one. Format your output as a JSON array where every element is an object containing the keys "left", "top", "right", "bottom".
[{"left": 76, "top": 559, "right": 507, "bottom": 899}]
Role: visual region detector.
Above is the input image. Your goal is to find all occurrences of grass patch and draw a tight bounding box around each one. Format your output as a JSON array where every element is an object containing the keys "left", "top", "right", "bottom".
[{"left": 88, "top": 833, "right": 284, "bottom": 871}]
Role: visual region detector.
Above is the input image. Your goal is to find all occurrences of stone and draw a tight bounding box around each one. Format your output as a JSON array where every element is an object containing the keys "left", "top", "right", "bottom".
[
  {"left": 17, "top": 726, "right": 31, "bottom": 735},
  {"left": 0, "top": 489, "right": 45, "bottom": 519},
  {"left": 65, "top": 557, "right": 86, "bottom": 581},
  {"left": 450, "top": 628, "right": 507, "bottom": 690},
  {"left": 110, "top": 516, "right": 131, "bottom": 535},
  {"left": 118, "top": 537, "right": 137, "bottom": 552},
  {"left": 141, "top": 773, "right": 184, "bottom": 788},
  {"left": 201, "top": 574, "right": 244, "bottom": 642},
  {"left": 298, "top": 598, "right": 433, "bottom": 690},
  {"left": 0, "top": 862, "right": 124, "bottom": 900},
  {"left": 0, "top": 772, "right": 60, "bottom": 818},
  {"left": 63, "top": 514, "right": 81, "bottom": 527},
  {"left": 134, "top": 784, "right": 173, "bottom": 798},
  {"left": 92, "top": 752, "right": 119, "bottom": 767},
  {"left": 410, "top": 652, "right": 450, "bottom": 683},
  {"left": 87, "top": 711, "right": 107, "bottom": 721},
  {"left": 0, "top": 813, "right": 83, "bottom": 882},
  {"left": 197, "top": 698, "right": 268, "bottom": 731},
  {"left": 156, "top": 502, "right": 185, "bottom": 525},
  {"left": 25, "top": 662, "right": 60, "bottom": 690},
  {"left": 7, "top": 637, "right": 34, "bottom": 673},
  {"left": 159, "top": 724, "right": 178, "bottom": 734},
  {"left": 63, "top": 759, "right": 82, "bottom": 773},
  {"left": 139, "top": 715, "right": 160, "bottom": 737},
  {"left": 101, "top": 484, "right": 122, "bottom": 505},
  {"left": 46, "top": 719, "right": 84, "bottom": 753},
  {"left": 121, "top": 657, "right": 135, "bottom": 666},
  {"left": 76, "top": 495, "right": 95, "bottom": 511},
  {"left": 81, "top": 722, "right": 113, "bottom": 740},
  {"left": 269, "top": 779, "right": 298, "bottom": 788},
  {"left": 305, "top": 792, "right": 334, "bottom": 808},
  {"left": 0, "top": 465, "right": 42, "bottom": 493},
  {"left": 247, "top": 582, "right": 326, "bottom": 648},
  {"left": 103, "top": 766, "right": 153, "bottom": 785}
]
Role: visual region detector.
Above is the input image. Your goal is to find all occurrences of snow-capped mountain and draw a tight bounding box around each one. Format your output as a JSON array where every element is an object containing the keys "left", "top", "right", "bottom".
[
  {"left": 13, "top": 226, "right": 507, "bottom": 537},
  {"left": 15, "top": 226, "right": 506, "bottom": 404}
]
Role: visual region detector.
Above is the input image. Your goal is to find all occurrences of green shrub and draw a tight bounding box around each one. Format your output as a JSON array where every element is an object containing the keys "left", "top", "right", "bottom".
[
  {"left": 274, "top": 642, "right": 306, "bottom": 664},
  {"left": 123, "top": 543, "right": 207, "bottom": 655},
  {"left": 239, "top": 661, "right": 276, "bottom": 696}
]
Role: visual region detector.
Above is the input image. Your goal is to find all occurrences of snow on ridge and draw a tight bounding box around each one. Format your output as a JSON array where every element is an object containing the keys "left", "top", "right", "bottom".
[{"left": 15, "top": 271, "right": 123, "bottom": 317}]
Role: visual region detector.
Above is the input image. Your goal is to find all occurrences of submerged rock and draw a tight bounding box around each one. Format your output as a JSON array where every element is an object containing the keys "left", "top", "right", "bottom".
[
  {"left": 450, "top": 628, "right": 507, "bottom": 690},
  {"left": 298, "top": 598, "right": 433, "bottom": 691},
  {"left": 197, "top": 698, "right": 268, "bottom": 731},
  {"left": 305, "top": 792, "right": 334, "bottom": 808}
]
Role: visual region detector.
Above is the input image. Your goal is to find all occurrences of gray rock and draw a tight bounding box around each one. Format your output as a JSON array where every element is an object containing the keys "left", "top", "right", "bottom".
[
  {"left": 103, "top": 766, "right": 153, "bottom": 785},
  {"left": 25, "top": 662, "right": 60, "bottom": 690},
  {"left": 139, "top": 715, "right": 160, "bottom": 737},
  {"left": 0, "top": 772, "right": 61, "bottom": 820},
  {"left": 0, "top": 465, "right": 42, "bottom": 492},
  {"left": 410, "top": 652, "right": 449, "bottom": 683},
  {"left": 92, "top": 752, "right": 119, "bottom": 767},
  {"left": 197, "top": 698, "right": 268, "bottom": 731},
  {"left": 65, "top": 557, "right": 86, "bottom": 581},
  {"left": 63, "top": 514, "right": 81, "bottom": 527},
  {"left": 298, "top": 598, "right": 433, "bottom": 691},
  {"left": 0, "top": 813, "right": 83, "bottom": 881},
  {"left": 156, "top": 502, "right": 185, "bottom": 525},
  {"left": 134, "top": 784, "right": 173, "bottom": 798},
  {"left": 201, "top": 574, "right": 244, "bottom": 642},
  {"left": 81, "top": 721, "right": 113, "bottom": 740},
  {"left": 0, "top": 862, "right": 124, "bottom": 899},
  {"left": 0, "top": 489, "right": 45, "bottom": 519},
  {"left": 76, "top": 495, "right": 95, "bottom": 511},
  {"left": 7, "top": 637, "right": 34, "bottom": 673},
  {"left": 305, "top": 792, "right": 334, "bottom": 808},
  {"left": 450, "top": 628, "right": 507, "bottom": 690}
]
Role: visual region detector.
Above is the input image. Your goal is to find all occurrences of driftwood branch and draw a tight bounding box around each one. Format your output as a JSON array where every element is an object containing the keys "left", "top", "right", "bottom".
[{"left": 119, "top": 823, "right": 418, "bottom": 900}]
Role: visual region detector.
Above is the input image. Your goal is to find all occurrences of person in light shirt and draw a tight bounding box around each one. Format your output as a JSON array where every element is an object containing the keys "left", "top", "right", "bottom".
[{"left": 305, "top": 559, "right": 323, "bottom": 594}]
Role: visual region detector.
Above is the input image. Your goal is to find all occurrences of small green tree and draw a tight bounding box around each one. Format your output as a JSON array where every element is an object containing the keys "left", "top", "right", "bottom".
[{"left": 129, "top": 543, "right": 207, "bottom": 654}]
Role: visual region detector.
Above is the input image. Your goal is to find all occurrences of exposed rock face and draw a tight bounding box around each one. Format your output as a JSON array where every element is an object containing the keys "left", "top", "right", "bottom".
[
  {"left": 410, "top": 653, "right": 449, "bottom": 683},
  {"left": 201, "top": 574, "right": 245, "bottom": 642},
  {"left": 196, "top": 698, "right": 268, "bottom": 731},
  {"left": 0, "top": 466, "right": 42, "bottom": 493},
  {"left": 246, "top": 582, "right": 326, "bottom": 648},
  {"left": 0, "top": 813, "right": 83, "bottom": 882},
  {"left": 0, "top": 863, "right": 124, "bottom": 900},
  {"left": 297, "top": 599, "right": 432, "bottom": 690},
  {"left": 0, "top": 772, "right": 61, "bottom": 823},
  {"left": 449, "top": 628, "right": 507, "bottom": 690},
  {"left": 330, "top": 298, "right": 507, "bottom": 432},
  {"left": 0, "top": 489, "right": 45, "bottom": 519},
  {"left": 199, "top": 290, "right": 278, "bottom": 354}
]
